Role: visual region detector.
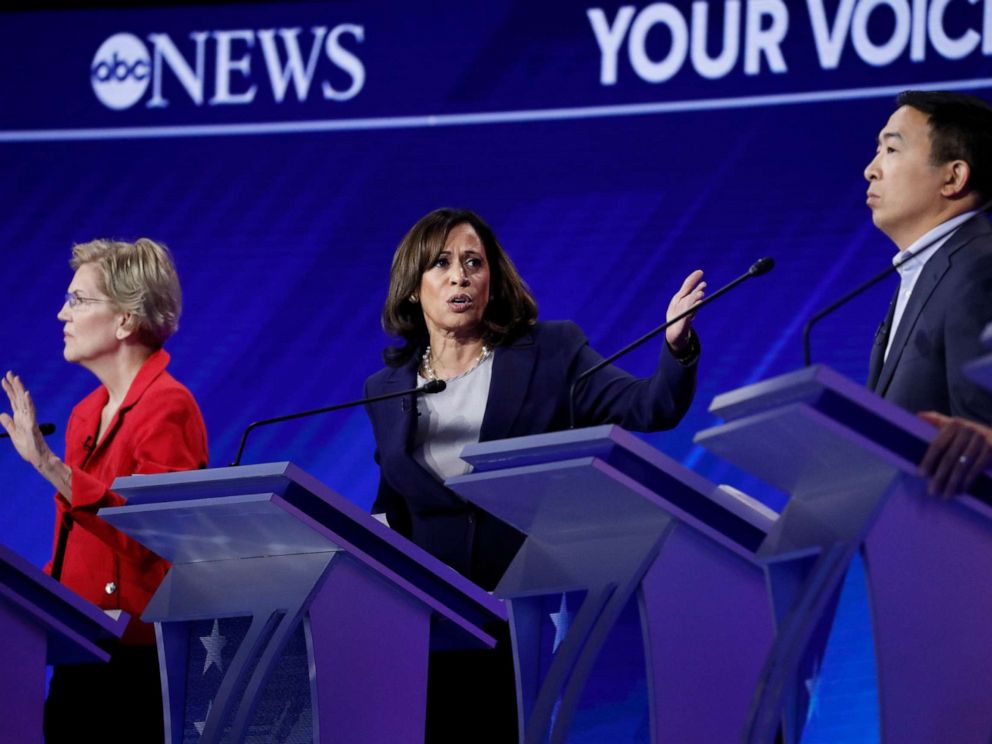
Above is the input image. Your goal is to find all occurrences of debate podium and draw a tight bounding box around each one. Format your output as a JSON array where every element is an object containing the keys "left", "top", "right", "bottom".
[
  {"left": 446, "top": 425, "right": 777, "bottom": 744},
  {"left": 963, "top": 321, "right": 992, "bottom": 388},
  {"left": 101, "top": 462, "right": 506, "bottom": 744},
  {"left": 694, "top": 365, "right": 992, "bottom": 744},
  {"left": 0, "top": 542, "right": 129, "bottom": 743}
]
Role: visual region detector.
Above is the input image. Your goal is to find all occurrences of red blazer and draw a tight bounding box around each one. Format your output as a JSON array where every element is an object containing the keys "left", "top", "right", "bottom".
[{"left": 45, "top": 349, "right": 209, "bottom": 645}]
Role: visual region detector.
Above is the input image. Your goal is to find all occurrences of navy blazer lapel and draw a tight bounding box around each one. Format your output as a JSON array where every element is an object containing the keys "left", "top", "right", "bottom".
[
  {"left": 867, "top": 291, "right": 897, "bottom": 392},
  {"left": 873, "top": 233, "right": 961, "bottom": 397},
  {"left": 480, "top": 330, "right": 538, "bottom": 441},
  {"left": 378, "top": 359, "right": 420, "bottom": 453},
  {"left": 374, "top": 357, "right": 460, "bottom": 502}
]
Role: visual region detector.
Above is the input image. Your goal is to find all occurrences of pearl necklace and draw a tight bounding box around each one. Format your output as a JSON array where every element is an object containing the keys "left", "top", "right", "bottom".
[{"left": 421, "top": 344, "right": 491, "bottom": 382}]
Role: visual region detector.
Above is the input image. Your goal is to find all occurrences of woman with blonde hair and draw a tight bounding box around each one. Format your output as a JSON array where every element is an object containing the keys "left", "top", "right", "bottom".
[{"left": 1, "top": 238, "right": 208, "bottom": 742}]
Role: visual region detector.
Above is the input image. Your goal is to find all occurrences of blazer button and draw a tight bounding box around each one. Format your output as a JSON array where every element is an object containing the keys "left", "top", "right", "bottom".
[{"left": 105, "top": 582, "right": 117, "bottom": 595}]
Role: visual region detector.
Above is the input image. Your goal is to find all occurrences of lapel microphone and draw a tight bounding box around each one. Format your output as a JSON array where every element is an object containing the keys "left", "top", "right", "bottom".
[{"left": 401, "top": 395, "right": 423, "bottom": 414}]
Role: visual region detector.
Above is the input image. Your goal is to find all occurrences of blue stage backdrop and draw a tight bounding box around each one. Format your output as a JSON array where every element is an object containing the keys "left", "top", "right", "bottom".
[{"left": 1, "top": 1, "right": 990, "bottom": 741}]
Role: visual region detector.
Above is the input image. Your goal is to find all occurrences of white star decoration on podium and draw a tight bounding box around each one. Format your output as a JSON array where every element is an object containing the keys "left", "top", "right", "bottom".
[
  {"left": 194, "top": 701, "right": 213, "bottom": 736},
  {"left": 200, "top": 619, "right": 228, "bottom": 674},
  {"left": 805, "top": 658, "right": 822, "bottom": 723},
  {"left": 550, "top": 593, "right": 571, "bottom": 653}
]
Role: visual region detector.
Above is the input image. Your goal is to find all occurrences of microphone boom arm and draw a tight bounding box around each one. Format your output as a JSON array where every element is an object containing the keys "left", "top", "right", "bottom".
[
  {"left": 801, "top": 263, "right": 896, "bottom": 367},
  {"left": 568, "top": 258, "right": 773, "bottom": 428},
  {"left": 232, "top": 380, "right": 445, "bottom": 466}
]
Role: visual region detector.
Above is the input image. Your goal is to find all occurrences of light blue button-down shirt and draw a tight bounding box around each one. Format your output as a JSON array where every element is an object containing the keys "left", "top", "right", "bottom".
[{"left": 885, "top": 209, "right": 981, "bottom": 360}]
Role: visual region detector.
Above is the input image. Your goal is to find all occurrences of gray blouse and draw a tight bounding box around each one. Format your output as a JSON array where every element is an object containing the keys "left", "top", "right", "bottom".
[{"left": 413, "top": 352, "right": 494, "bottom": 482}]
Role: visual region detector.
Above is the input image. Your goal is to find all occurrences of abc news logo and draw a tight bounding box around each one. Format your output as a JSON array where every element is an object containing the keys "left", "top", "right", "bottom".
[{"left": 90, "top": 26, "right": 365, "bottom": 110}]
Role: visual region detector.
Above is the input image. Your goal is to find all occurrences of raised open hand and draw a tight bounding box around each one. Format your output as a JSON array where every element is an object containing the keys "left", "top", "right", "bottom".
[
  {"left": 0, "top": 371, "right": 51, "bottom": 470},
  {"left": 665, "top": 269, "right": 705, "bottom": 352}
]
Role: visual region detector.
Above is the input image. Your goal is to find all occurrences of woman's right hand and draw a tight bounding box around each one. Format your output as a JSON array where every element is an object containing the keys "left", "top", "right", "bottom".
[
  {"left": 665, "top": 269, "right": 705, "bottom": 353},
  {"left": 0, "top": 371, "right": 52, "bottom": 470}
]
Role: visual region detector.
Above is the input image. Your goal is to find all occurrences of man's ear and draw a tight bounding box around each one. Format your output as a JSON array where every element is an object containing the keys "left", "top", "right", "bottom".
[{"left": 941, "top": 159, "right": 972, "bottom": 199}]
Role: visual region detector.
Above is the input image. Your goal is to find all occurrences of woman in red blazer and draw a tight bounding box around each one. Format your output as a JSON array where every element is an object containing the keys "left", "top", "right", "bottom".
[{"left": 0, "top": 238, "right": 208, "bottom": 743}]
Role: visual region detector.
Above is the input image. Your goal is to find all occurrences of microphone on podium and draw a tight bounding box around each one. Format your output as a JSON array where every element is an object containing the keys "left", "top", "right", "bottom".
[
  {"left": 231, "top": 380, "right": 446, "bottom": 466},
  {"left": 568, "top": 258, "right": 775, "bottom": 428},
  {"left": 802, "top": 205, "right": 992, "bottom": 367},
  {"left": 801, "top": 263, "right": 897, "bottom": 367}
]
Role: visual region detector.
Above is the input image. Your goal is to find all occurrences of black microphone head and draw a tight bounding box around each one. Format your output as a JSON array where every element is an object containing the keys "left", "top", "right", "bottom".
[
  {"left": 39, "top": 423, "right": 56, "bottom": 436},
  {"left": 748, "top": 257, "right": 775, "bottom": 276},
  {"left": 421, "top": 379, "right": 447, "bottom": 394}
]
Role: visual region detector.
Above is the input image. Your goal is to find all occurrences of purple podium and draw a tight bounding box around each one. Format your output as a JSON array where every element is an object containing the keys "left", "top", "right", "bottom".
[
  {"left": 100, "top": 462, "right": 505, "bottom": 744},
  {"left": 0, "top": 542, "right": 129, "bottom": 743},
  {"left": 695, "top": 365, "right": 992, "bottom": 744},
  {"left": 963, "top": 321, "right": 992, "bottom": 388},
  {"left": 446, "top": 425, "right": 777, "bottom": 744}
]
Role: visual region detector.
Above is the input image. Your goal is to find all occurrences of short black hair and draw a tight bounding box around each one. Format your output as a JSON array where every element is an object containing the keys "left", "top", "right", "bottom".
[{"left": 897, "top": 90, "right": 992, "bottom": 203}]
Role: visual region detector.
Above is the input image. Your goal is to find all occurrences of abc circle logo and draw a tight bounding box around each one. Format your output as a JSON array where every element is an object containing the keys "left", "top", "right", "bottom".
[{"left": 91, "top": 34, "right": 150, "bottom": 110}]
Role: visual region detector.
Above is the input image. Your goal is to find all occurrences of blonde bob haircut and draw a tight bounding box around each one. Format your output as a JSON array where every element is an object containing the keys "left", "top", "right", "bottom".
[{"left": 70, "top": 238, "right": 182, "bottom": 348}]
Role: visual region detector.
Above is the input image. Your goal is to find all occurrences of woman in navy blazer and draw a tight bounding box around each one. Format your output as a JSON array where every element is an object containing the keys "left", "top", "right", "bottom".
[{"left": 364, "top": 207, "right": 704, "bottom": 742}]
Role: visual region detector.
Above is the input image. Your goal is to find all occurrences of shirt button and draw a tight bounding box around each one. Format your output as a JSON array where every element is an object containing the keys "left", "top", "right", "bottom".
[{"left": 105, "top": 582, "right": 117, "bottom": 595}]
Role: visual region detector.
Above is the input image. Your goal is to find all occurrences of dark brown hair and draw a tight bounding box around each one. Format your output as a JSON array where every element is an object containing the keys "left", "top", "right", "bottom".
[{"left": 381, "top": 208, "right": 538, "bottom": 366}]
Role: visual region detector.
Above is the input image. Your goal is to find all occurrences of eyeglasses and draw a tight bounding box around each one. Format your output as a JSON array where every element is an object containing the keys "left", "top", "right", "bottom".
[{"left": 64, "top": 292, "right": 114, "bottom": 309}]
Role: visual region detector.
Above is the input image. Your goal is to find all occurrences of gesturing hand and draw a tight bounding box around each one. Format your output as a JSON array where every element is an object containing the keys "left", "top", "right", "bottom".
[
  {"left": 665, "top": 269, "right": 705, "bottom": 353},
  {"left": 0, "top": 371, "right": 51, "bottom": 470}
]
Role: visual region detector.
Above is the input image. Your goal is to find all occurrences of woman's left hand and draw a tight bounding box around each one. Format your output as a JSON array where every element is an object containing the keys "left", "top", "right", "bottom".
[
  {"left": 665, "top": 269, "right": 705, "bottom": 352},
  {"left": 0, "top": 371, "right": 52, "bottom": 470}
]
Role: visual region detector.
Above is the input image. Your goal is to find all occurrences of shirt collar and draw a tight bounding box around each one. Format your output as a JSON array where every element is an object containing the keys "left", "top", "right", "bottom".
[{"left": 893, "top": 208, "right": 980, "bottom": 277}]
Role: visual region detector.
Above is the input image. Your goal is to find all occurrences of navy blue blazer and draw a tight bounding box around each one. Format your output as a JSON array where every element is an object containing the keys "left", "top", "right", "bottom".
[
  {"left": 364, "top": 320, "right": 697, "bottom": 589},
  {"left": 867, "top": 214, "right": 992, "bottom": 423}
]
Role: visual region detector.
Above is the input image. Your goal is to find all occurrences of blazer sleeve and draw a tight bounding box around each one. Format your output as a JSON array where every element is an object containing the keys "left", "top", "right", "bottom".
[
  {"left": 564, "top": 321, "right": 698, "bottom": 431},
  {"left": 371, "top": 469, "right": 413, "bottom": 538}
]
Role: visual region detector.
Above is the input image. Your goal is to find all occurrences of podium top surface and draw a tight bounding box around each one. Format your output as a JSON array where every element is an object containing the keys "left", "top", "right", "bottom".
[
  {"left": 104, "top": 462, "right": 505, "bottom": 630},
  {"left": 453, "top": 425, "right": 777, "bottom": 554},
  {"left": 708, "top": 364, "right": 933, "bottom": 443},
  {"left": 709, "top": 365, "right": 924, "bottom": 431},
  {"left": 700, "top": 365, "right": 992, "bottom": 504},
  {"left": 964, "top": 351, "right": 992, "bottom": 391},
  {"left": 965, "top": 325, "right": 992, "bottom": 389},
  {"left": 0, "top": 543, "right": 128, "bottom": 664}
]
